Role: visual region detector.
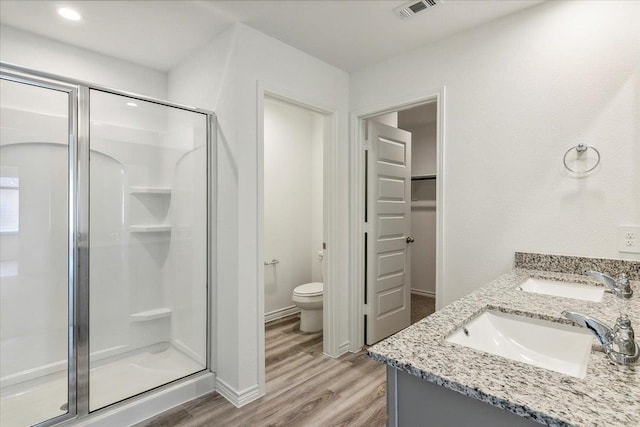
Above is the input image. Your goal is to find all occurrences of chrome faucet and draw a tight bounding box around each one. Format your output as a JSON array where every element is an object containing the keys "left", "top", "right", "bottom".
[
  {"left": 562, "top": 311, "right": 639, "bottom": 366},
  {"left": 587, "top": 271, "right": 633, "bottom": 299}
]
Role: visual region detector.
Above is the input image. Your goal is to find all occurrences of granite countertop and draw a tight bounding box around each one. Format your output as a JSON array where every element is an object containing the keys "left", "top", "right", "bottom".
[{"left": 368, "top": 254, "right": 640, "bottom": 427}]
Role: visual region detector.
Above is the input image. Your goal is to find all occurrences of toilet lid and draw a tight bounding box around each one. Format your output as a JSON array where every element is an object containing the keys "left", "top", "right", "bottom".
[{"left": 293, "top": 282, "right": 323, "bottom": 297}]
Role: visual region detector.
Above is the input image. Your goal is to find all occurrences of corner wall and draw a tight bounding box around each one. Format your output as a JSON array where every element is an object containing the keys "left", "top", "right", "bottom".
[
  {"left": 168, "top": 23, "right": 350, "bottom": 405},
  {"left": 351, "top": 0, "right": 640, "bottom": 305}
]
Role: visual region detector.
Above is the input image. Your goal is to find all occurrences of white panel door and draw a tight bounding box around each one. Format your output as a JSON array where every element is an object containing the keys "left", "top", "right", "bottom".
[{"left": 366, "top": 120, "right": 412, "bottom": 345}]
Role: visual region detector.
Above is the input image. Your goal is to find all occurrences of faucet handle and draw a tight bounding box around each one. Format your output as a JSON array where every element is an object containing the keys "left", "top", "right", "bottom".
[
  {"left": 613, "top": 314, "right": 636, "bottom": 356},
  {"left": 564, "top": 311, "right": 639, "bottom": 365},
  {"left": 615, "top": 273, "right": 633, "bottom": 298},
  {"left": 587, "top": 271, "right": 633, "bottom": 299},
  {"left": 617, "top": 273, "right": 630, "bottom": 287}
]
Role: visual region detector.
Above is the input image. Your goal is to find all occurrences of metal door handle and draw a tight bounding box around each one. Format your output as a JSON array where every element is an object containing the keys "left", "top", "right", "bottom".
[{"left": 406, "top": 237, "right": 415, "bottom": 243}]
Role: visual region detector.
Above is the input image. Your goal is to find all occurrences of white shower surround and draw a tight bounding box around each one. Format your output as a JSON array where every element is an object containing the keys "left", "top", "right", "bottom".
[
  {"left": 0, "top": 91, "right": 207, "bottom": 386},
  {"left": 0, "top": 29, "right": 214, "bottom": 424}
]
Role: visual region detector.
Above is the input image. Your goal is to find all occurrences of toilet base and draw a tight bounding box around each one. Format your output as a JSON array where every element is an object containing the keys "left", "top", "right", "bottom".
[{"left": 299, "top": 308, "right": 323, "bottom": 333}]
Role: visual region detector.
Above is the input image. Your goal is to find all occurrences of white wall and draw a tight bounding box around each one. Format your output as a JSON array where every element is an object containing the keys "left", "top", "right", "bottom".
[
  {"left": 351, "top": 0, "right": 640, "bottom": 305},
  {"left": 263, "top": 98, "right": 323, "bottom": 316},
  {"left": 168, "top": 23, "right": 350, "bottom": 403},
  {"left": 409, "top": 179, "right": 437, "bottom": 296},
  {"left": 167, "top": 25, "right": 241, "bottom": 396},
  {"left": 407, "top": 122, "right": 437, "bottom": 177},
  {"left": 311, "top": 114, "right": 324, "bottom": 282},
  {"left": 0, "top": 25, "right": 166, "bottom": 98}
]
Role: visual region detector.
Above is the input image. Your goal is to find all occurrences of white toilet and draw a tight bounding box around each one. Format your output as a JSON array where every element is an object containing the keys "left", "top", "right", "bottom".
[
  {"left": 292, "top": 282, "right": 323, "bottom": 333},
  {"left": 292, "top": 251, "right": 324, "bottom": 333}
]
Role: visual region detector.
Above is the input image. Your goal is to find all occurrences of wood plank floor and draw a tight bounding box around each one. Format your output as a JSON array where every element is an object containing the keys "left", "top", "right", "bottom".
[
  {"left": 138, "top": 316, "right": 386, "bottom": 427},
  {"left": 139, "top": 295, "right": 435, "bottom": 427}
]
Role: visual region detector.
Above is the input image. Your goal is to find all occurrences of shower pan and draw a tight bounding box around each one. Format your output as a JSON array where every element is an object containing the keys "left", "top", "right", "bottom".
[{"left": 0, "top": 63, "right": 215, "bottom": 427}]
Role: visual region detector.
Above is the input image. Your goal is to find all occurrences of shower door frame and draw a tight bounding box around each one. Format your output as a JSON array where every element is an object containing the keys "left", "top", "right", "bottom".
[{"left": 0, "top": 62, "right": 216, "bottom": 427}]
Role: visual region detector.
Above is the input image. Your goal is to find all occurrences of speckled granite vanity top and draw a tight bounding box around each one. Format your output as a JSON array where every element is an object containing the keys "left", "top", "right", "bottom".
[{"left": 368, "top": 253, "right": 640, "bottom": 427}]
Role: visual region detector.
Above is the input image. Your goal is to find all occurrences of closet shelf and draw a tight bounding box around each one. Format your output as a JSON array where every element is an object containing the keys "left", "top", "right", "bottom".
[
  {"left": 129, "top": 186, "right": 172, "bottom": 195},
  {"left": 411, "top": 201, "right": 437, "bottom": 208},
  {"left": 129, "top": 225, "right": 172, "bottom": 233},
  {"left": 130, "top": 308, "right": 172, "bottom": 322}
]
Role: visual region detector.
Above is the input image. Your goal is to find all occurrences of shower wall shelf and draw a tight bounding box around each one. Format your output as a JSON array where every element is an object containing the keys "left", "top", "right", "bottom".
[
  {"left": 129, "top": 186, "right": 172, "bottom": 235},
  {"left": 129, "top": 225, "right": 172, "bottom": 233},
  {"left": 130, "top": 308, "right": 172, "bottom": 322},
  {"left": 129, "top": 186, "right": 172, "bottom": 195}
]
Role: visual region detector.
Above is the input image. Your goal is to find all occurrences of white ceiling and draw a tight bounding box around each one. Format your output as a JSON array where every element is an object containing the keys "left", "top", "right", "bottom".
[
  {"left": 0, "top": 1, "right": 232, "bottom": 71},
  {"left": 0, "top": 0, "right": 544, "bottom": 72}
]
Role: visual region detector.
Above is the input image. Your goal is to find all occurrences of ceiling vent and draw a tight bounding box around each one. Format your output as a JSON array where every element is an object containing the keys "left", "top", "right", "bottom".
[{"left": 394, "top": 0, "right": 441, "bottom": 18}]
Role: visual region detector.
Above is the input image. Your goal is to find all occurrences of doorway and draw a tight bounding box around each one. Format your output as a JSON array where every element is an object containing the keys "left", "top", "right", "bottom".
[
  {"left": 397, "top": 103, "right": 438, "bottom": 324},
  {"left": 350, "top": 90, "right": 445, "bottom": 348},
  {"left": 262, "top": 96, "right": 325, "bottom": 325},
  {"left": 259, "top": 91, "right": 337, "bottom": 392}
]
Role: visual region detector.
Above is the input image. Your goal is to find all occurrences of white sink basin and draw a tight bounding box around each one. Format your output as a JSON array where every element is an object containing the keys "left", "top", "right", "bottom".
[
  {"left": 446, "top": 310, "right": 594, "bottom": 378},
  {"left": 518, "top": 277, "right": 604, "bottom": 302}
]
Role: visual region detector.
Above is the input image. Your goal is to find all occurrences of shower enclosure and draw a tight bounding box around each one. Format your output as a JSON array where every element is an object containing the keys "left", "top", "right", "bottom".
[{"left": 0, "top": 63, "right": 214, "bottom": 427}]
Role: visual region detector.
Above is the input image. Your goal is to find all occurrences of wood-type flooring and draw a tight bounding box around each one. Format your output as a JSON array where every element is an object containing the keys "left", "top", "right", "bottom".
[
  {"left": 138, "top": 316, "right": 385, "bottom": 427},
  {"left": 139, "top": 295, "right": 435, "bottom": 427}
]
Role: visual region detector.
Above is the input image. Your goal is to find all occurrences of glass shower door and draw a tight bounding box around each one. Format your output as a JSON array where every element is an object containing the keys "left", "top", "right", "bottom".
[
  {"left": 88, "top": 90, "right": 208, "bottom": 410},
  {"left": 0, "top": 78, "right": 72, "bottom": 426},
  {"left": 1, "top": 63, "right": 213, "bottom": 424}
]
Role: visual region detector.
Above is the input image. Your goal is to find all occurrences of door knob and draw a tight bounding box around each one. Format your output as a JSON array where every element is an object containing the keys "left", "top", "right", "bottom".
[{"left": 406, "top": 237, "right": 415, "bottom": 243}]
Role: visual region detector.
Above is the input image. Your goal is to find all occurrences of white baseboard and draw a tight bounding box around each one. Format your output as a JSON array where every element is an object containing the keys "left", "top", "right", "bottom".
[
  {"left": 324, "top": 340, "right": 352, "bottom": 359},
  {"left": 411, "top": 288, "right": 436, "bottom": 298},
  {"left": 338, "top": 341, "right": 351, "bottom": 355},
  {"left": 216, "top": 377, "right": 264, "bottom": 408},
  {"left": 265, "top": 305, "right": 300, "bottom": 323}
]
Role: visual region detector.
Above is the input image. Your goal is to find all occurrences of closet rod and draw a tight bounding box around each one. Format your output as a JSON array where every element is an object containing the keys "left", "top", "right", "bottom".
[{"left": 411, "top": 174, "right": 437, "bottom": 181}]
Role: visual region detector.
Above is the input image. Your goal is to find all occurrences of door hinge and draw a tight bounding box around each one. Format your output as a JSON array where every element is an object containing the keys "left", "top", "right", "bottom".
[{"left": 363, "top": 223, "right": 370, "bottom": 233}]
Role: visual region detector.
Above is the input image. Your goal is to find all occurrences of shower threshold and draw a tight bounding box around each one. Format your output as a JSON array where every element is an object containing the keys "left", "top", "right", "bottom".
[{"left": 0, "top": 343, "right": 203, "bottom": 427}]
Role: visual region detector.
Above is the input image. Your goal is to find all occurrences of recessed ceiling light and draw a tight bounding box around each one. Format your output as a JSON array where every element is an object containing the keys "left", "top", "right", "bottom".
[
  {"left": 126, "top": 102, "right": 138, "bottom": 107},
  {"left": 57, "top": 7, "right": 82, "bottom": 21}
]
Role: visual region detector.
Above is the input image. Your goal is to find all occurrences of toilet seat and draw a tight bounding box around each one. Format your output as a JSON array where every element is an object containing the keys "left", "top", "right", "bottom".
[{"left": 293, "top": 282, "right": 323, "bottom": 298}]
